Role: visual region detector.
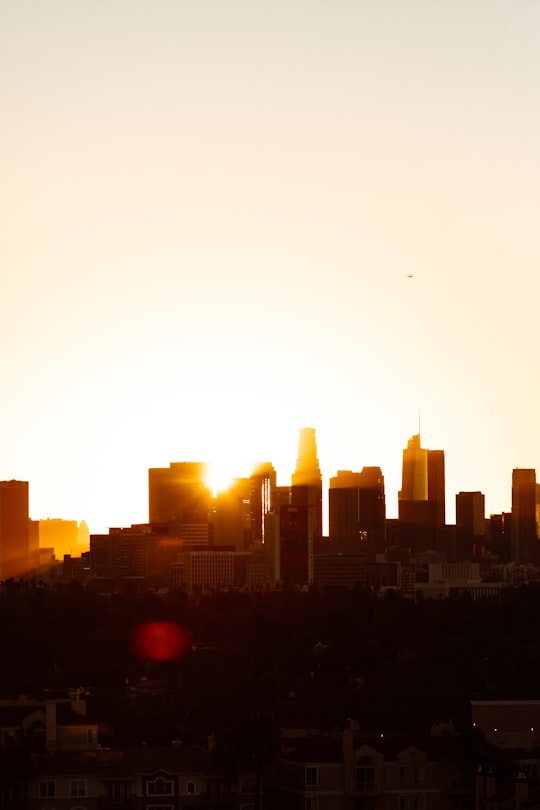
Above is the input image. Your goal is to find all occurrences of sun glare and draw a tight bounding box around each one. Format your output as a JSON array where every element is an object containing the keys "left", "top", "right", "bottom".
[{"left": 206, "top": 462, "right": 235, "bottom": 497}]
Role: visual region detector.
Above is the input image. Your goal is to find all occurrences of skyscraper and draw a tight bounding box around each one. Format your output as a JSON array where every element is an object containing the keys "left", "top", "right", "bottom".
[
  {"left": 0, "top": 480, "right": 30, "bottom": 580},
  {"left": 456, "top": 491, "right": 486, "bottom": 561},
  {"left": 291, "top": 427, "right": 323, "bottom": 541},
  {"left": 249, "top": 462, "right": 277, "bottom": 544},
  {"left": 329, "top": 467, "right": 386, "bottom": 559},
  {"left": 511, "top": 468, "right": 539, "bottom": 563},
  {"left": 398, "top": 434, "right": 446, "bottom": 553},
  {"left": 148, "top": 463, "right": 212, "bottom": 525},
  {"left": 399, "top": 433, "right": 428, "bottom": 502}
]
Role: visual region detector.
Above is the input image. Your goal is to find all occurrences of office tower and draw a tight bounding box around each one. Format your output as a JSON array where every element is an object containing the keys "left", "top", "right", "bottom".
[
  {"left": 511, "top": 468, "right": 539, "bottom": 563},
  {"left": 398, "top": 434, "right": 446, "bottom": 553},
  {"left": 428, "top": 450, "right": 446, "bottom": 527},
  {"left": 90, "top": 524, "right": 183, "bottom": 585},
  {"left": 148, "top": 462, "right": 212, "bottom": 525},
  {"left": 0, "top": 480, "right": 30, "bottom": 579},
  {"left": 456, "top": 491, "right": 486, "bottom": 561},
  {"left": 329, "top": 467, "right": 386, "bottom": 559},
  {"left": 490, "top": 512, "right": 511, "bottom": 563},
  {"left": 39, "top": 518, "right": 79, "bottom": 559},
  {"left": 292, "top": 427, "right": 322, "bottom": 487},
  {"left": 399, "top": 433, "right": 428, "bottom": 502},
  {"left": 279, "top": 503, "right": 313, "bottom": 586},
  {"left": 249, "top": 462, "right": 277, "bottom": 543},
  {"left": 291, "top": 427, "right": 323, "bottom": 541},
  {"left": 212, "top": 477, "right": 252, "bottom": 551}
]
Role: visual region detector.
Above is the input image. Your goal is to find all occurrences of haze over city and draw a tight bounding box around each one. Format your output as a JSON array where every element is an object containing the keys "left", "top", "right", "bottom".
[{"left": 2, "top": 0, "right": 539, "bottom": 534}]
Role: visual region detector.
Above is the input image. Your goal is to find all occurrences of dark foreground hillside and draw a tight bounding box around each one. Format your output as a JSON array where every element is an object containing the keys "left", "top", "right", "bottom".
[{"left": 0, "top": 580, "right": 538, "bottom": 745}]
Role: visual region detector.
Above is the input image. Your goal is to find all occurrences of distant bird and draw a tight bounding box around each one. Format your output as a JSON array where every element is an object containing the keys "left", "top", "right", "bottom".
[{"left": 406, "top": 274, "right": 414, "bottom": 279}]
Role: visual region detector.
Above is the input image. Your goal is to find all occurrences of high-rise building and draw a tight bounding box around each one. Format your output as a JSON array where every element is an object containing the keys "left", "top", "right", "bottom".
[
  {"left": 456, "top": 491, "right": 485, "bottom": 561},
  {"left": 399, "top": 433, "right": 428, "bottom": 502},
  {"left": 249, "top": 462, "right": 277, "bottom": 544},
  {"left": 511, "top": 468, "right": 539, "bottom": 563},
  {"left": 291, "top": 427, "right": 323, "bottom": 541},
  {"left": 279, "top": 503, "right": 313, "bottom": 586},
  {"left": 39, "top": 518, "right": 79, "bottom": 559},
  {"left": 148, "top": 462, "right": 212, "bottom": 525},
  {"left": 211, "top": 477, "right": 252, "bottom": 551},
  {"left": 329, "top": 467, "right": 386, "bottom": 559},
  {"left": 0, "top": 480, "right": 30, "bottom": 580},
  {"left": 398, "top": 434, "right": 446, "bottom": 553}
]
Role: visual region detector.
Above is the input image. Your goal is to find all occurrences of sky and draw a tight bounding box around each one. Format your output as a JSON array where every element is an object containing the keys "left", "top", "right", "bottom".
[{"left": 1, "top": 0, "right": 539, "bottom": 534}]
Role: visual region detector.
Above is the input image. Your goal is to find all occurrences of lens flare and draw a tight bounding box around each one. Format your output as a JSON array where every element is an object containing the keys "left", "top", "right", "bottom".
[{"left": 132, "top": 621, "right": 191, "bottom": 661}]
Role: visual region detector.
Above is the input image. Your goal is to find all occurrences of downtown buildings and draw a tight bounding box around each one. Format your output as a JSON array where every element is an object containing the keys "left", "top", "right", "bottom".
[
  {"left": 4, "top": 428, "right": 540, "bottom": 592},
  {"left": 83, "top": 428, "right": 540, "bottom": 594}
]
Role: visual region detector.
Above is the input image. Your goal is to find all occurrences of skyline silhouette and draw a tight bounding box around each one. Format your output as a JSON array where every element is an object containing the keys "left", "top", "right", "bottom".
[
  {"left": 2, "top": 1, "right": 539, "bottom": 534},
  {"left": 3, "top": 425, "right": 537, "bottom": 543}
]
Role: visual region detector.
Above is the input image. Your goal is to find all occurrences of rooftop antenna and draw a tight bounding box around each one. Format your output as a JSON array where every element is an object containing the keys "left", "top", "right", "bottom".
[{"left": 418, "top": 409, "right": 421, "bottom": 441}]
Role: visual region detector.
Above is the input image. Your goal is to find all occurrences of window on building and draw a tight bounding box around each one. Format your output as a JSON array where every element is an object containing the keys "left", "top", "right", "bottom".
[
  {"left": 147, "top": 776, "right": 174, "bottom": 796},
  {"left": 87, "top": 728, "right": 96, "bottom": 744},
  {"left": 39, "top": 781, "right": 56, "bottom": 798},
  {"left": 187, "top": 781, "right": 196, "bottom": 795},
  {"left": 305, "top": 798, "right": 318, "bottom": 810},
  {"left": 106, "top": 781, "right": 130, "bottom": 802},
  {"left": 70, "top": 779, "right": 86, "bottom": 797},
  {"left": 305, "top": 767, "right": 318, "bottom": 786},
  {"left": 400, "top": 766, "right": 425, "bottom": 785},
  {"left": 355, "top": 756, "right": 376, "bottom": 791},
  {"left": 399, "top": 796, "right": 425, "bottom": 810}
]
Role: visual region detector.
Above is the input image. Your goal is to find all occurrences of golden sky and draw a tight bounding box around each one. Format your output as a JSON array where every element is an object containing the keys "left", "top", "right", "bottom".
[{"left": 1, "top": 0, "right": 539, "bottom": 533}]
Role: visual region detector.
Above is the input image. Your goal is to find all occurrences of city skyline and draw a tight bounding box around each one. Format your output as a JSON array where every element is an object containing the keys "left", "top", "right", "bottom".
[
  {"left": 2, "top": 1, "right": 539, "bottom": 534},
  {"left": 3, "top": 426, "right": 538, "bottom": 537}
]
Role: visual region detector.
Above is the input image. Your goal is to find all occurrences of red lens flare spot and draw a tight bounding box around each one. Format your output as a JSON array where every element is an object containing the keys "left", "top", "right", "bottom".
[{"left": 133, "top": 621, "right": 191, "bottom": 661}]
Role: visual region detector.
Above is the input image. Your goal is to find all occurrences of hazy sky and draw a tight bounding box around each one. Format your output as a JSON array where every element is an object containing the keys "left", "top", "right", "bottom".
[{"left": 2, "top": 0, "right": 539, "bottom": 533}]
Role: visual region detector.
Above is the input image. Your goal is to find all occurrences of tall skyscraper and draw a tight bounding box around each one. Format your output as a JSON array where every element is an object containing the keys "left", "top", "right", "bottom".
[
  {"left": 398, "top": 434, "right": 446, "bottom": 553},
  {"left": 212, "top": 477, "right": 252, "bottom": 551},
  {"left": 399, "top": 433, "right": 428, "bottom": 502},
  {"left": 249, "top": 462, "right": 277, "bottom": 544},
  {"left": 148, "top": 463, "right": 212, "bottom": 525},
  {"left": 511, "top": 468, "right": 539, "bottom": 563},
  {"left": 456, "top": 491, "right": 486, "bottom": 561},
  {"left": 291, "top": 427, "right": 323, "bottom": 541},
  {"left": 329, "top": 467, "right": 386, "bottom": 559},
  {"left": 0, "top": 480, "right": 30, "bottom": 580}
]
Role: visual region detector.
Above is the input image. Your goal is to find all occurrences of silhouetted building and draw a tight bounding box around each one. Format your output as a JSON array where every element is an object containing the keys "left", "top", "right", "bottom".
[
  {"left": 172, "top": 550, "right": 251, "bottom": 592},
  {"left": 398, "top": 434, "right": 446, "bottom": 553},
  {"left": 456, "top": 491, "right": 486, "bottom": 561},
  {"left": 279, "top": 503, "right": 313, "bottom": 586},
  {"left": 148, "top": 462, "right": 212, "bottom": 528},
  {"left": 0, "top": 479, "right": 30, "bottom": 580},
  {"left": 511, "top": 468, "right": 539, "bottom": 563},
  {"left": 490, "top": 512, "right": 511, "bottom": 562},
  {"left": 90, "top": 524, "right": 183, "bottom": 587},
  {"left": 329, "top": 467, "right": 386, "bottom": 559},
  {"left": 211, "top": 477, "right": 251, "bottom": 550},
  {"left": 249, "top": 462, "right": 276, "bottom": 543},
  {"left": 39, "top": 517, "right": 79, "bottom": 559},
  {"left": 291, "top": 427, "right": 323, "bottom": 543},
  {"left": 313, "top": 554, "right": 366, "bottom": 590}
]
